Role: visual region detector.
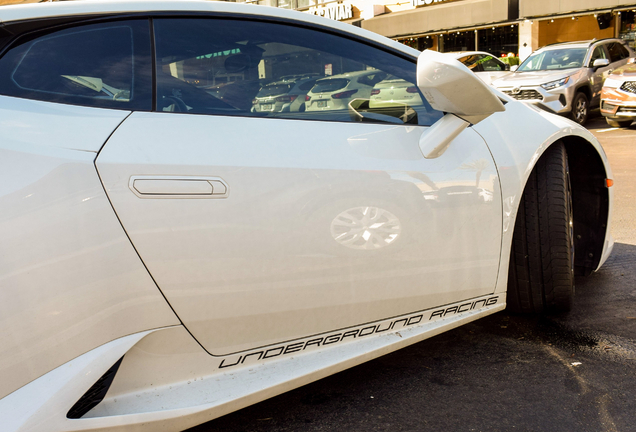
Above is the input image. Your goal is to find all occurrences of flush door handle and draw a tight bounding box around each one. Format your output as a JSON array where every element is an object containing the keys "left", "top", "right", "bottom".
[{"left": 129, "top": 176, "right": 229, "bottom": 199}]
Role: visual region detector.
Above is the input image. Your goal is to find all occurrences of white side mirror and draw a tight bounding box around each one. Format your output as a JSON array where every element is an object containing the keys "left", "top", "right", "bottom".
[
  {"left": 510, "top": 65, "right": 519, "bottom": 72},
  {"left": 416, "top": 50, "right": 505, "bottom": 125},
  {"left": 416, "top": 50, "right": 505, "bottom": 159}
]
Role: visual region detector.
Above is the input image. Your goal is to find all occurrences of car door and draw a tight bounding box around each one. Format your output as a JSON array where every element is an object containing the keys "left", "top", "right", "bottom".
[
  {"left": 589, "top": 44, "right": 614, "bottom": 104},
  {"left": 96, "top": 17, "right": 503, "bottom": 357}
]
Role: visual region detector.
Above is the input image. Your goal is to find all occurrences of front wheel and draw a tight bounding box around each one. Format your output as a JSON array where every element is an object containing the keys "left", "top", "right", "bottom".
[
  {"left": 570, "top": 92, "right": 588, "bottom": 125},
  {"left": 507, "top": 142, "right": 574, "bottom": 314},
  {"left": 605, "top": 118, "right": 633, "bottom": 128}
]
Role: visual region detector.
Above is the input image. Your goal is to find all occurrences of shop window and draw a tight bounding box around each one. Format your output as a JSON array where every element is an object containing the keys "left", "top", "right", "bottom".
[
  {"left": 477, "top": 26, "right": 519, "bottom": 58},
  {"left": 619, "top": 11, "right": 636, "bottom": 51},
  {"left": 441, "top": 31, "right": 475, "bottom": 52},
  {"left": 399, "top": 37, "right": 435, "bottom": 51}
]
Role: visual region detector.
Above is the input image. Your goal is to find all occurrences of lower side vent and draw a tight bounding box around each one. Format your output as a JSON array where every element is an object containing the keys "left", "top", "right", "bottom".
[{"left": 67, "top": 356, "right": 124, "bottom": 419}]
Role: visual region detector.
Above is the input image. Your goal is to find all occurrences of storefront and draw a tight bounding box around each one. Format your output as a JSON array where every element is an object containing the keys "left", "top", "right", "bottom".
[{"left": 233, "top": 0, "right": 636, "bottom": 60}]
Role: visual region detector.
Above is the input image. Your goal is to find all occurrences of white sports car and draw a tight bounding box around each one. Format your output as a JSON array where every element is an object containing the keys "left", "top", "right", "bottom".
[{"left": 0, "top": 1, "right": 614, "bottom": 431}]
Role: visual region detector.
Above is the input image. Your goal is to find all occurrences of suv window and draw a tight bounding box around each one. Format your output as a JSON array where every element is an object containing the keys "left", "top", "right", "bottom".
[
  {"left": 0, "top": 20, "right": 152, "bottom": 110},
  {"left": 153, "top": 18, "right": 442, "bottom": 126},
  {"left": 480, "top": 55, "right": 506, "bottom": 71},
  {"left": 457, "top": 55, "right": 484, "bottom": 72},
  {"left": 589, "top": 45, "right": 608, "bottom": 67},
  {"left": 606, "top": 42, "right": 629, "bottom": 62}
]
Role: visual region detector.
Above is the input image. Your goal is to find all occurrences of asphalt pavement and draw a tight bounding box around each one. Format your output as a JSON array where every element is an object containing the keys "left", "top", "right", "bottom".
[{"left": 189, "top": 115, "right": 636, "bottom": 432}]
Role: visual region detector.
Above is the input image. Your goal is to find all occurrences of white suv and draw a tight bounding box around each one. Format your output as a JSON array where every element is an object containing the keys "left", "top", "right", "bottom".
[
  {"left": 305, "top": 70, "right": 387, "bottom": 111},
  {"left": 492, "top": 39, "right": 635, "bottom": 125}
]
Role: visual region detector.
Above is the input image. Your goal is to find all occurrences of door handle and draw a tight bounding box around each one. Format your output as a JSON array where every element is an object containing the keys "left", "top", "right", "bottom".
[{"left": 129, "top": 176, "right": 229, "bottom": 199}]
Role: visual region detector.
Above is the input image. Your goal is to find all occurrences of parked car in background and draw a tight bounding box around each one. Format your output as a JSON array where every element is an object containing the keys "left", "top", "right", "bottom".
[
  {"left": 492, "top": 39, "right": 635, "bottom": 125},
  {"left": 305, "top": 70, "right": 387, "bottom": 111},
  {"left": 449, "top": 51, "right": 512, "bottom": 85},
  {"left": 600, "top": 59, "right": 636, "bottom": 127},
  {"left": 369, "top": 74, "right": 423, "bottom": 106},
  {"left": 251, "top": 74, "right": 319, "bottom": 113}
]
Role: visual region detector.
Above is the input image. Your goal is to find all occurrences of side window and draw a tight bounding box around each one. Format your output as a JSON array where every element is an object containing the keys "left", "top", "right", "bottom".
[
  {"left": 0, "top": 20, "right": 152, "bottom": 110},
  {"left": 589, "top": 46, "right": 608, "bottom": 66},
  {"left": 457, "top": 55, "right": 484, "bottom": 72},
  {"left": 606, "top": 43, "right": 629, "bottom": 62},
  {"left": 152, "top": 18, "right": 443, "bottom": 126},
  {"left": 480, "top": 55, "right": 506, "bottom": 71}
]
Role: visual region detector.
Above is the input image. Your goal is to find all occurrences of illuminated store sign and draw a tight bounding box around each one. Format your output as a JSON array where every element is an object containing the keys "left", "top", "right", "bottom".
[
  {"left": 307, "top": 2, "right": 353, "bottom": 21},
  {"left": 411, "top": 0, "right": 449, "bottom": 7}
]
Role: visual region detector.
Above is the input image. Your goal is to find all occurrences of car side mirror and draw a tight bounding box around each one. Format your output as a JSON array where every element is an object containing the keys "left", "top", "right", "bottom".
[
  {"left": 510, "top": 65, "right": 519, "bottom": 72},
  {"left": 628, "top": 57, "right": 636, "bottom": 65},
  {"left": 415, "top": 50, "right": 505, "bottom": 159},
  {"left": 416, "top": 50, "right": 505, "bottom": 125},
  {"left": 592, "top": 58, "right": 610, "bottom": 68}
]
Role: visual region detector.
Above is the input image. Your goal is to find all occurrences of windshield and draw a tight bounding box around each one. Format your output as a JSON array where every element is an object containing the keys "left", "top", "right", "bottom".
[{"left": 518, "top": 48, "right": 587, "bottom": 71}]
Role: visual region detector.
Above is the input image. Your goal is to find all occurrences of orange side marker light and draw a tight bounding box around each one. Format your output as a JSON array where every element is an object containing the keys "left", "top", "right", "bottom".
[{"left": 606, "top": 179, "right": 614, "bottom": 188}]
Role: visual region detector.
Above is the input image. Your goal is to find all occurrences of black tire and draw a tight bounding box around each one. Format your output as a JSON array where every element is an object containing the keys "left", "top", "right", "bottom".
[
  {"left": 606, "top": 118, "right": 633, "bottom": 128},
  {"left": 507, "top": 142, "right": 574, "bottom": 314},
  {"left": 570, "top": 92, "right": 588, "bottom": 125}
]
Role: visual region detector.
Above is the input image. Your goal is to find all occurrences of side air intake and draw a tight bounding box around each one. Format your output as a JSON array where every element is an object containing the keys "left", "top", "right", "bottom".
[{"left": 67, "top": 357, "right": 124, "bottom": 419}]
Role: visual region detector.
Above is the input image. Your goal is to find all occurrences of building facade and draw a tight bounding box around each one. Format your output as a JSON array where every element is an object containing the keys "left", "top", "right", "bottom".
[{"left": 233, "top": 0, "right": 636, "bottom": 60}]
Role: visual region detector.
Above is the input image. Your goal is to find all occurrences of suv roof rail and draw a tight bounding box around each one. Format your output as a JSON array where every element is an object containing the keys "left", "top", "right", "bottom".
[
  {"left": 538, "top": 38, "right": 623, "bottom": 50},
  {"left": 589, "top": 38, "right": 621, "bottom": 45}
]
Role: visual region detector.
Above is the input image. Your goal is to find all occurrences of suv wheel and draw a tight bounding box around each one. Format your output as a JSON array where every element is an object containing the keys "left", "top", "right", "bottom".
[{"left": 570, "top": 92, "right": 588, "bottom": 125}]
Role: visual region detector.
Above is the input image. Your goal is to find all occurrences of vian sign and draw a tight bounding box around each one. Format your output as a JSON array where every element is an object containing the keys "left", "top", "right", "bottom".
[{"left": 306, "top": 2, "right": 354, "bottom": 21}]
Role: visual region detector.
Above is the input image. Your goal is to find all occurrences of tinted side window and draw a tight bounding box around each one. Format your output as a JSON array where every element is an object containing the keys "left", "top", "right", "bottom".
[
  {"left": 153, "top": 18, "right": 443, "bottom": 126},
  {"left": 607, "top": 43, "right": 629, "bottom": 62},
  {"left": 589, "top": 45, "right": 608, "bottom": 66},
  {"left": 480, "top": 55, "right": 506, "bottom": 71},
  {"left": 0, "top": 20, "right": 152, "bottom": 110},
  {"left": 457, "top": 55, "right": 484, "bottom": 72}
]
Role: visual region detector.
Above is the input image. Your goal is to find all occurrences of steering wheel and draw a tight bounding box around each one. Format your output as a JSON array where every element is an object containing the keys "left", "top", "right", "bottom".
[{"left": 161, "top": 95, "right": 188, "bottom": 112}]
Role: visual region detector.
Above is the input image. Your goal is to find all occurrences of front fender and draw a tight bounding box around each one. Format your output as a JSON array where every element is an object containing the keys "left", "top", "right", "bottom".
[{"left": 472, "top": 100, "right": 614, "bottom": 294}]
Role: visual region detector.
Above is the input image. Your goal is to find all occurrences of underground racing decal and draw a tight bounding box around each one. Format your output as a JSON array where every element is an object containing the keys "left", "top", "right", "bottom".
[{"left": 218, "top": 296, "right": 499, "bottom": 369}]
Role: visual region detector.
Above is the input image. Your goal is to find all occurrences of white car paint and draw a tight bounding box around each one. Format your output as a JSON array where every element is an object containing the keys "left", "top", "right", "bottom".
[
  {"left": 96, "top": 112, "right": 502, "bottom": 356},
  {"left": 0, "top": 96, "right": 179, "bottom": 401},
  {"left": 0, "top": 1, "right": 613, "bottom": 431}
]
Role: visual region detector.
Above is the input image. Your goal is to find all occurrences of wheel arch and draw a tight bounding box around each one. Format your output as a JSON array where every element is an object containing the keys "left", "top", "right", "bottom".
[
  {"left": 513, "top": 135, "right": 610, "bottom": 277},
  {"left": 561, "top": 135, "right": 610, "bottom": 276},
  {"left": 575, "top": 84, "right": 592, "bottom": 102},
  {"left": 510, "top": 134, "right": 611, "bottom": 276}
]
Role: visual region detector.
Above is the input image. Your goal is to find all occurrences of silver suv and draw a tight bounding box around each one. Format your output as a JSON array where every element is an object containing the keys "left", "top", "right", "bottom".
[{"left": 492, "top": 39, "right": 635, "bottom": 125}]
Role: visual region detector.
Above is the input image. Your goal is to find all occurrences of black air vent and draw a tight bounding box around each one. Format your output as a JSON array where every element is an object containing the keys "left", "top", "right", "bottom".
[{"left": 67, "top": 357, "right": 124, "bottom": 419}]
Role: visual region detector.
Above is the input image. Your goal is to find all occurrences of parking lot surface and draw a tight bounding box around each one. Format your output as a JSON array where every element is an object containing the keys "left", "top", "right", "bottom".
[{"left": 190, "top": 116, "right": 636, "bottom": 432}]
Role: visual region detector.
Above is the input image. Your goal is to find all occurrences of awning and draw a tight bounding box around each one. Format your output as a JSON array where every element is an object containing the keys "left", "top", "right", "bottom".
[{"left": 362, "top": 0, "right": 511, "bottom": 39}]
